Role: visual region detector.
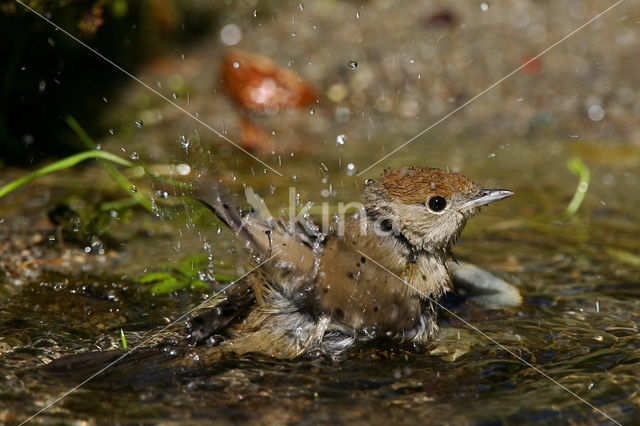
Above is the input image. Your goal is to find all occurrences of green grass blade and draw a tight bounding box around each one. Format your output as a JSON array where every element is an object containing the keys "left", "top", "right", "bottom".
[
  {"left": 564, "top": 157, "right": 590, "bottom": 217},
  {"left": 67, "top": 115, "right": 192, "bottom": 194},
  {"left": 120, "top": 329, "right": 128, "bottom": 349},
  {"left": 65, "top": 115, "right": 98, "bottom": 150},
  {"left": 66, "top": 116, "right": 153, "bottom": 212},
  {"left": 101, "top": 160, "right": 153, "bottom": 212},
  {"left": 100, "top": 197, "right": 140, "bottom": 211},
  {"left": 0, "top": 150, "right": 134, "bottom": 198}
]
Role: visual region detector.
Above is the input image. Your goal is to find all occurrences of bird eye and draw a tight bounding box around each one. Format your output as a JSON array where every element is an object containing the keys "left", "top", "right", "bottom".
[{"left": 427, "top": 196, "right": 447, "bottom": 212}]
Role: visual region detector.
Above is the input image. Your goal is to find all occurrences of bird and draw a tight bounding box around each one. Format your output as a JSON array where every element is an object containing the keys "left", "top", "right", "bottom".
[
  {"left": 44, "top": 166, "right": 512, "bottom": 383},
  {"left": 187, "top": 166, "right": 513, "bottom": 360}
]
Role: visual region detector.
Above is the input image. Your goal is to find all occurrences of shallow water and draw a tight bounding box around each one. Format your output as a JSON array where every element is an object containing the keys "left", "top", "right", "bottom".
[
  {"left": 2, "top": 136, "right": 639, "bottom": 424},
  {"left": 2, "top": 1, "right": 640, "bottom": 424}
]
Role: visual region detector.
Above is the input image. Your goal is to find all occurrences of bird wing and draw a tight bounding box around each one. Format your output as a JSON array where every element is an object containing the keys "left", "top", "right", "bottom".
[{"left": 198, "top": 189, "right": 317, "bottom": 292}]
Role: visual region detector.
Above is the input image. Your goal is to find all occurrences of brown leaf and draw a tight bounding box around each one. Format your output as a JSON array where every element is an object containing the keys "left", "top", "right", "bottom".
[{"left": 222, "top": 49, "right": 317, "bottom": 114}]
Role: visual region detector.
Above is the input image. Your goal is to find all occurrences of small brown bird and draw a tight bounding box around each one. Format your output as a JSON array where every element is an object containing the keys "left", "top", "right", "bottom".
[
  {"left": 45, "top": 167, "right": 512, "bottom": 382},
  {"left": 189, "top": 167, "right": 512, "bottom": 359}
]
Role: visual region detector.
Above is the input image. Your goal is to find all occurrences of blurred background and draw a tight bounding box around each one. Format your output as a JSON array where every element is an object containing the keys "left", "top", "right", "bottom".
[{"left": 1, "top": 1, "right": 639, "bottom": 424}]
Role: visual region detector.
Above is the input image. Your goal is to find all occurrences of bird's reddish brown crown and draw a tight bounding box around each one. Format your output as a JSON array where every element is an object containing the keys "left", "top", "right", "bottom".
[{"left": 378, "top": 167, "right": 478, "bottom": 204}]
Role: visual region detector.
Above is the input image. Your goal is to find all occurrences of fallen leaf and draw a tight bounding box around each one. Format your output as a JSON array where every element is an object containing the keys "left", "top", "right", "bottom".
[{"left": 222, "top": 49, "right": 317, "bottom": 114}]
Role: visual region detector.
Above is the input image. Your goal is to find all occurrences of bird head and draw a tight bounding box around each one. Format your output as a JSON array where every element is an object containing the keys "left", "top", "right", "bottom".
[{"left": 363, "top": 167, "right": 512, "bottom": 252}]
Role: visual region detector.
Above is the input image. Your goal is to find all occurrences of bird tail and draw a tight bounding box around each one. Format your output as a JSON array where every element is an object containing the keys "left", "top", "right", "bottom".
[{"left": 197, "top": 189, "right": 265, "bottom": 256}]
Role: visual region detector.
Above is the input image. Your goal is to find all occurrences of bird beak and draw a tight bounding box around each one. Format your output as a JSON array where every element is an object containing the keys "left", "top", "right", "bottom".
[{"left": 460, "top": 189, "right": 513, "bottom": 210}]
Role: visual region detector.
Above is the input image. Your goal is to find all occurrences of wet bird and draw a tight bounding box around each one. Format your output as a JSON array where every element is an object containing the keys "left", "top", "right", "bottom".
[
  {"left": 188, "top": 167, "right": 513, "bottom": 359},
  {"left": 44, "top": 167, "right": 512, "bottom": 382}
]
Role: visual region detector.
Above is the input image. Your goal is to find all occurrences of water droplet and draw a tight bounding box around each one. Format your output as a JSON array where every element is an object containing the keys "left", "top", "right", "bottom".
[
  {"left": 176, "top": 164, "right": 191, "bottom": 175},
  {"left": 135, "top": 119, "right": 143, "bottom": 128},
  {"left": 292, "top": 175, "right": 299, "bottom": 182},
  {"left": 298, "top": 2, "right": 304, "bottom": 12},
  {"left": 102, "top": 97, "right": 108, "bottom": 103},
  {"left": 409, "top": 58, "right": 415, "bottom": 64},
  {"left": 130, "top": 185, "right": 137, "bottom": 194},
  {"left": 346, "top": 163, "right": 356, "bottom": 176},
  {"left": 588, "top": 104, "right": 605, "bottom": 121},
  {"left": 108, "top": 129, "right": 115, "bottom": 135},
  {"left": 178, "top": 135, "right": 190, "bottom": 148},
  {"left": 309, "top": 108, "right": 315, "bottom": 115},
  {"left": 347, "top": 60, "right": 358, "bottom": 70},
  {"left": 335, "top": 107, "right": 351, "bottom": 123},
  {"left": 355, "top": 12, "right": 360, "bottom": 19},
  {"left": 172, "top": 93, "right": 178, "bottom": 100},
  {"left": 488, "top": 153, "right": 495, "bottom": 158},
  {"left": 253, "top": 10, "right": 257, "bottom": 18},
  {"left": 220, "top": 24, "right": 242, "bottom": 46},
  {"left": 233, "top": 61, "right": 240, "bottom": 69},
  {"left": 38, "top": 80, "right": 46, "bottom": 93},
  {"left": 130, "top": 152, "right": 139, "bottom": 161},
  {"left": 155, "top": 190, "right": 168, "bottom": 199},
  {"left": 480, "top": 2, "right": 489, "bottom": 12},
  {"left": 336, "top": 134, "right": 347, "bottom": 146}
]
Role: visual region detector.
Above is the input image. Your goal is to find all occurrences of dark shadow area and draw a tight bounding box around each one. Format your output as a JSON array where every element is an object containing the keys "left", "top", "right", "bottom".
[{"left": 0, "top": 2, "right": 216, "bottom": 166}]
